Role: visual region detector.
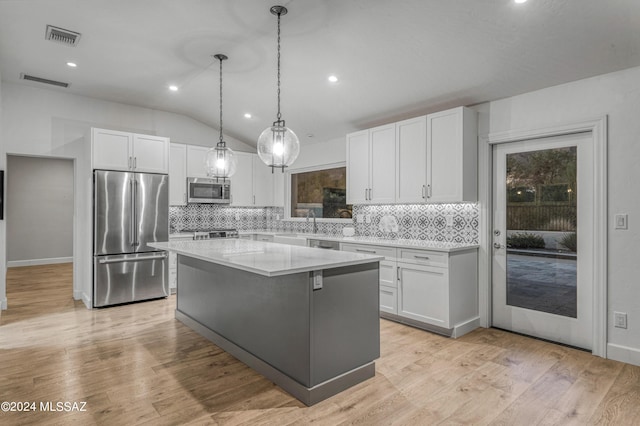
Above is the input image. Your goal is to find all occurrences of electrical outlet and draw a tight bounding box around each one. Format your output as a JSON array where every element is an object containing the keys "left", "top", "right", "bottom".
[
  {"left": 276, "top": 214, "right": 280, "bottom": 220},
  {"left": 615, "top": 214, "right": 628, "bottom": 230},
  {"left": 446, "top": 215, "right": 454, "bottom": 227},
  {"left": 365, "top": 214, "right": 371, "bottom": 224},
  {"left": 614, "top": 312, "right": 627, "bottom": 329},
  {"left": 235, "top": 213, "right": 240, "bottom": 221},
  {"left": 356, "top": 214, "right": 364, "bottom": 223}
]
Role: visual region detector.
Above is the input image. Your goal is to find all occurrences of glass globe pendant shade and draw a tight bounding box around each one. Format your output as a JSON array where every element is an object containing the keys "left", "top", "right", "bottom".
[
  {"left": 206, "top": 143, "right": 237, "bottom": 179},
  {"left": 257, "top": 123, "right": 300, "bottom": 170}
]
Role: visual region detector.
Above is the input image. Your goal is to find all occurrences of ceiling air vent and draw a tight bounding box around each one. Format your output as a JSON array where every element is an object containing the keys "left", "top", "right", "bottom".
[
  {"left": 20, "top": 73, "right": 70, "bottom": 88},
  {"left": 45, "top": 25, "right": 81, "bottom": 46}
]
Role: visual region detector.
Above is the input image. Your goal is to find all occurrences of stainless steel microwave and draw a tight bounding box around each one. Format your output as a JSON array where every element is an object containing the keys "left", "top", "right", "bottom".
[{"left": 187, "top": 177, "right": 230, "bottom": 204}]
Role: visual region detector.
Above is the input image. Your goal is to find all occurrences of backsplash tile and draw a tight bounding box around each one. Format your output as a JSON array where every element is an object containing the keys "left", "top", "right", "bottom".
[{"left": 171, "top": 203, "right": 478, "bottom": 244}]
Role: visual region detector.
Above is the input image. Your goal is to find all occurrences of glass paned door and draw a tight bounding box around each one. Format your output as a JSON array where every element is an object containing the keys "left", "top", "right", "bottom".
[
  {"left": 492, "top": 133, "right": 593, "bottom": 350},
  {"left": 505, "top": 147, "right": 577, "bottom": 318}
]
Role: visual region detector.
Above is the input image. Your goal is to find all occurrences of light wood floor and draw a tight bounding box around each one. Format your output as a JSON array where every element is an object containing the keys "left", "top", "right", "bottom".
[{"left": 1, "top": 263, "right": 639, "bottom": 425}]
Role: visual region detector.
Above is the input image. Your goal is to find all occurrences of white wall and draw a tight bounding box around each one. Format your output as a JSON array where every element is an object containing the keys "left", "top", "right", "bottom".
[
  {"left": 0, "top": 82, "right": 254, "bottom": 308},
  {"left": 290, "top": 137, "right": 346, "bottom": 170},
  {"left": 486, "top": 65, "right": 640, "bottom": 364},
  {"left": 6, "top": 156, "right": 73, "bottom": 265},
  {"left": 0, "top": 72, "right": 4, "bottom": 310}
]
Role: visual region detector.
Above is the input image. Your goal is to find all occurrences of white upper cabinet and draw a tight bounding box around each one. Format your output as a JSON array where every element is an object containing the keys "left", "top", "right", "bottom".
[
  {"left": 253, "top": 157, "right": 275, "bottom": 206},
  {"left": 230, "top": 152, "right": 254, "bottom": 206},
  {"left": 186, "top": 145, "right": 210, "bottom": 178},
  {"left": 91, "top": 128, "right": 169, "bottom": 173},
  {"left": 346, "top": 124, "right": 395, "bottom": 204},
  {"left": 346, "top": 130, "right": 369, "bottom": 204},
  {"left": 395, "top": 116, "right": 427, "bottom": 203},
  {"left": 272, "top": 169, "right": 285, "bottom": 208},
  {"left": 230, "top": 152, "right": 275, "bottom": 207},
  {"left": 426, "top": 106, "right": 477, "bottom": 202},
  {"left": 169, "top": 143, "right": 187, "bottom": 206}
]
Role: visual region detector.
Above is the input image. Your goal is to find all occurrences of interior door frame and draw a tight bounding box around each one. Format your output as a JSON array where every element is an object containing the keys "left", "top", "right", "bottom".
[{"left": 478, "top": 116, "right": 608, "bottom": 357}]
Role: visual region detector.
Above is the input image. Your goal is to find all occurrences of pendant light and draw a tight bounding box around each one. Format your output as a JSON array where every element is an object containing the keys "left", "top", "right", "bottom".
[
  {"left": 257, "top": 5, "right": 300, "bottom": 172},
  {"left": 206, "top": 54, "right": 237, "bottom": 180}
]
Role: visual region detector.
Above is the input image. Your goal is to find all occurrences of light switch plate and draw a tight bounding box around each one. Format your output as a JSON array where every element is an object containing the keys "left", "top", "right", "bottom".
[
  {"left": 365, "top": 215, "right": 371, "bottom": 224},
  {"left": 356, "top": 214, "right": 364, "bottom": 223},
  {"left": 615, "top": 214, "right": 628, "bottom": 230},
  {"left": 312, "top": 271, "right": 323, "bottom": 290},
  {"left": 614, "top": 311, "right": 627, "bottom": 329}
]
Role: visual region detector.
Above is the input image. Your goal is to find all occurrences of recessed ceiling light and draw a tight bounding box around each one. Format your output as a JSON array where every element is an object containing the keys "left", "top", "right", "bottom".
[
  {"left": 244, "top": 113, "right": 252, "bottom": 119},
  {"left": 169, "top": 85, "right": 178, "bottom": 92},
  {"left": 514, "top": 0, "right": 527, "bottom": 3},
  {"left": 66, "top": 62, "right": 77, "bottom": 68},
  {"left": 328, "top": 75, "right": 338, "bottom": 83}
]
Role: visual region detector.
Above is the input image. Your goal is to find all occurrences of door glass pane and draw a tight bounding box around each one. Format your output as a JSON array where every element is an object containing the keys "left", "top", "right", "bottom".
[{"left": 505, "top": 147, "right": 577, "bottom": 318}]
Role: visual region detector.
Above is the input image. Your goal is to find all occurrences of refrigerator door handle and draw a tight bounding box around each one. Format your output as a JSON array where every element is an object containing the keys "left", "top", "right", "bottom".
[
  {"left": 133, "top": 178, "right": 139, "bottom": 246},
  {"left": 99, "top": 253, "right": 168, "bottom": 264},
  {"left": 129, "top": 178, "right": 135, "bottom": 246}
]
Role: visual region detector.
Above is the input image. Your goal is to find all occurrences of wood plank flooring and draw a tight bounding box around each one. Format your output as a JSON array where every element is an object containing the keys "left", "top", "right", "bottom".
[{"left": 1, "top": 263, "right": 639, "bottom": 425}]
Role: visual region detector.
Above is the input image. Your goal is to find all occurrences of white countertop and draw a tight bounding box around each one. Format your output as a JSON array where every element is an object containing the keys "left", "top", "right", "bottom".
[
  {"left": 235, "top": 230, "right": 478, "bottom": 253},
  {"left": 150, "top": 239, "right": 383, "bottom": 277}
]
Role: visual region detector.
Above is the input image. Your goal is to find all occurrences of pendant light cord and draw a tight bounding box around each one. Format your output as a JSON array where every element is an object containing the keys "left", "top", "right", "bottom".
[
  {"left": 276, "top": 10, "right": 282, "bottom": 122},
  {"left": 218, "top": 56, "right": 224, "bottom": 145}
]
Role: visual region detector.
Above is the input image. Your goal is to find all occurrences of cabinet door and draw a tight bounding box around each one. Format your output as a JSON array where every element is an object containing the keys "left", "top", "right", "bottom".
[
  {"left": 169, "top": 143, "right": 187, "bottom": 205},
  {"left": 346, "top": 130, "right": 370, "bottom": 204},
  {"left": 396, "top": 116, "right": 427, "bottom": 203},
  {"left": 398, "top": 263, "right": 449, "bottom": 328},
  {"left": 92, "top": 128, "right": 132, "bottom": 171},
  {"left": 427, "top": 107, "right": 477, "bottom": 202},
  {"left": 186, "top": 145, "right": 210, "bottom": 178},
  {"left": 253, "top": 156, "right": 274, "bottom": 206},
  {"left": 369, "top": 123, "right": 396, "bottom": 203},
  {"left": 230, "top": 152, "right": 253, "bottom": 206},
  {"left": 132, "top": 134, "right": 169, "bottom": 173}
]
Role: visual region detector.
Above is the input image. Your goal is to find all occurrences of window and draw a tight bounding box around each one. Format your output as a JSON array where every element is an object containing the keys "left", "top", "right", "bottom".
[{"left": 287, "top": 163, "right": 352, "bottom": 220}]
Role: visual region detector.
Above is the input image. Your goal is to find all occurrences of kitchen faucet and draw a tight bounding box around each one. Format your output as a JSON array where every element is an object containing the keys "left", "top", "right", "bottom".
[{"left": 306, "top": 209, "right": 317, "bottom": 234}]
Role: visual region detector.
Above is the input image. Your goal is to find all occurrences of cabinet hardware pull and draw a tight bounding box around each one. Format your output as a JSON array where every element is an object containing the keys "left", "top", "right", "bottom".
[
  {"left": 414, "top": 255, "right": 430, "bottom": 260},
  {"left": 422, "top": 185, "right": 426, "bottom": 199},
  {"left": 128, "top": 156, "right": 132, "bottom": 169},
  {"left": 134, "top": 157, "right": 137, "bottom": 169},
  {"left": 183, "top": 192, "right": 187, "bottom": 203},
  {"left": 369, "top": 188, "right": 372, "bottom": 200},
  {"left": 397, "top": 266, "right": 400, "bottom": 281},
  {"left": 427, "top": 184, "right": 432, "bottom": 198},
  {"left": 356, "top": 248, "right": 376, "bottom": 254}
]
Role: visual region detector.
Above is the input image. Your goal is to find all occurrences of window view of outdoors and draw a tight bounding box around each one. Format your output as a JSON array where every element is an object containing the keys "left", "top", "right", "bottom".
[
  {"left": 505, "top": 147, "right": 578, "bottom": 318},
  {"left": 290, "top": 166, "right": 352, "bottom": 219}
]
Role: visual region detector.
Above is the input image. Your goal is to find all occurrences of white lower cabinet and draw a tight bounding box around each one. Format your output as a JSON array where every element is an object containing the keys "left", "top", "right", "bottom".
[
  {"left": 168, "top": 234, "right": 194, "bottom": 293},
  {"left": 341, "top": 241, "right": 478, "bottom": 337},
  {"left": 398, "top": 263, "right": 448, "bottom": 327}
]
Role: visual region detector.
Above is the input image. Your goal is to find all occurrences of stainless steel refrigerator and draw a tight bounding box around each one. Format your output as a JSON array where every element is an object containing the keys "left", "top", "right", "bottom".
[{"left": 93, "top": 170, "right": 169, "bottom": 307}]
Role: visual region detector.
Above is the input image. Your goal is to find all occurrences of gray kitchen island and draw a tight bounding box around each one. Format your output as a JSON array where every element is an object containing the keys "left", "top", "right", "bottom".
[{"left": 149, "top": 239, "right": 383, "bottom": 406}]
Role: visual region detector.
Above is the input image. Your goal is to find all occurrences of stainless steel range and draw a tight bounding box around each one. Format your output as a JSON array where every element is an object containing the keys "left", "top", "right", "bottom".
[{"left": 183, "top": 228, "right": 239, "bottom": 240}]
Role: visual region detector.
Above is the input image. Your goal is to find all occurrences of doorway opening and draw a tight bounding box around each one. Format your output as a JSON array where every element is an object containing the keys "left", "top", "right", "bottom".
[{"left": 4, "top": 155, "right": 75, "bottom": 322}]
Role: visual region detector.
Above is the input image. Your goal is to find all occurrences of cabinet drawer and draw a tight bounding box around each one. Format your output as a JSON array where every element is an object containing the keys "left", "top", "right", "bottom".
[
  {"left": 341, "top": 243, "right": 396, "bottom": 260},
  {"left": 399, "top": 248, "right": 447, "bottom": 267},
  {"left": 379, "top": 285, "right": 397, "bottom": 315}
]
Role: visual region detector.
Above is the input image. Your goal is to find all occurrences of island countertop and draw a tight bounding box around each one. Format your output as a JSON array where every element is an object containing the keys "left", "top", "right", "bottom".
[{"left": 150, "top": 239, "right": 383, "bottom": 277}]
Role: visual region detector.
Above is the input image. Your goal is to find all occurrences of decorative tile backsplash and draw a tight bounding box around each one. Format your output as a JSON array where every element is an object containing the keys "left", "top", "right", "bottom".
[{"left": 170, "top": 203, "right": 479, "bottom": 244}]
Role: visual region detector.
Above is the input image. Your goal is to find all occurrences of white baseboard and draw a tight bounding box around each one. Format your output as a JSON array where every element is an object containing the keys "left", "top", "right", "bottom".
[
  {"left": 80, "top": 292, "right": 92, "bottom": 309},
  {"left": 7, "top": 257, "right": 73, "bottom": 268},
  {"left": 453, "top": 316, "right": 481, "bottom": 338},
  {"left": 607, "top": 343, "right": 640, "bottom": 367},
  {"left": 1, "top": 297, "right": 6, "bottom": 310}
]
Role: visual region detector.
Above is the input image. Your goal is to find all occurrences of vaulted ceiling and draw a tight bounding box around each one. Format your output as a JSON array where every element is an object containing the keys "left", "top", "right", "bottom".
[{"left": 1, "top": 0, "right": 639, "bottom": 146}]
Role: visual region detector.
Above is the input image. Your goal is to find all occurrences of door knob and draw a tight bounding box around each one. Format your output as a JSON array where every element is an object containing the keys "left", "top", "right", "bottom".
[
  {"left": 494, "top": 230, "right": 501, "bottom": 236},
  {"left": 494, "top": 242, "right": 504, "bottom": 249}
]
